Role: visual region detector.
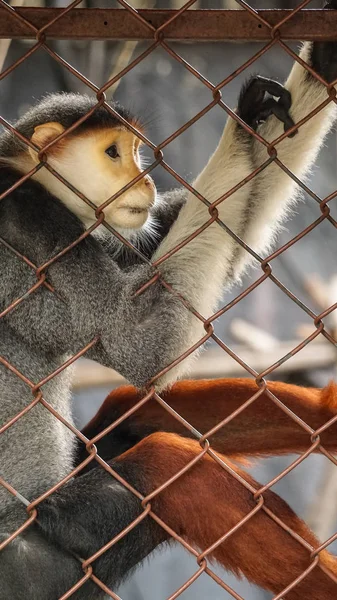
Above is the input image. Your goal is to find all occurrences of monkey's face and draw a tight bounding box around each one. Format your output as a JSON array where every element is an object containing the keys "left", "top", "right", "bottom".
[{"left": 27, "top": 123, "right": 156, "bottom": 230}]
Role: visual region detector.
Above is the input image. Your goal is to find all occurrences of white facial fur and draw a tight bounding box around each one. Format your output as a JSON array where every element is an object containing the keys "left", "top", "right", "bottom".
[{"left": 24, "top": 127, "right": 157, "bottom": 231}]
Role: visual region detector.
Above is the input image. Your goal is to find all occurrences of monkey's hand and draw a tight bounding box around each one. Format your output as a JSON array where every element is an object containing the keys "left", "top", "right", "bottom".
[
  {"left": 239, "top": 0, "right": 337, "bottom": 136},
  {"left": 237, "top": 75, "right": 296, "bottom": 136},
  {"left": 35, "top": 464, "right": 166, "bottom": 590}
]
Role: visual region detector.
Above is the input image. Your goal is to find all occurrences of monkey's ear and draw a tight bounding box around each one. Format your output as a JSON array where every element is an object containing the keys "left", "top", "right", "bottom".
[{"left": 29, "top": 122, "right": 65, "bottom": 162}]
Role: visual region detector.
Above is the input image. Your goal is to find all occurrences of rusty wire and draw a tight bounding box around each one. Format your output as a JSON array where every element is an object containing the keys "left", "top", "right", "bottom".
[{"left": 0, "top": 1, "right": 337, "bottom": 599}]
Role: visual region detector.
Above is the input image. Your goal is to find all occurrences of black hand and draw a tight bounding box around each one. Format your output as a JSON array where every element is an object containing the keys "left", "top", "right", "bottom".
[{"left": 238, "top": 75, "right": 297, "bottom": 138}]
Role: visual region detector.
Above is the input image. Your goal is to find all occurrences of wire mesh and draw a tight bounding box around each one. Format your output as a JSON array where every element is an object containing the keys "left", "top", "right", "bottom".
[{"left": 0, "top": 1, "right": 337, "bottom": 599}]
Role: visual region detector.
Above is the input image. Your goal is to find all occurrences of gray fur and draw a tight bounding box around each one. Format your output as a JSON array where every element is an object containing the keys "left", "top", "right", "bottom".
[
  {"left": 0, "top": 155, "right": 187, "bottom": 598},
  {"left": 0, "top": 92, "right": 132, "bottom": 157}
]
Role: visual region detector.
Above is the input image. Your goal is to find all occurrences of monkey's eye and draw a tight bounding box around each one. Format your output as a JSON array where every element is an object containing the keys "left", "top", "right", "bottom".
[{"left": 105, "top": 144, "right": 120, "bottom": 159}]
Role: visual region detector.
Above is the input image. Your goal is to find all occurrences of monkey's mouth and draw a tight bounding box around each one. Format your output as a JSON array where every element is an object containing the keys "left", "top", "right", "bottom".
[{"left": 121, "top": 207, "right": 148, "bottom": 214}]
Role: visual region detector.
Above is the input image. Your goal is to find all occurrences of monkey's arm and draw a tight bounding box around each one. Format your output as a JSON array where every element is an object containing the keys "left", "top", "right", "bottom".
[
  {"left": 38, "top": 432, "right": 337, "bottom": 600},
  {"left": 77, "top": 379, "right": 337, "bottom": 466},
  {"left": 142, "top": 34, "right": 337, "bottom": 387},
  {"left": 239, "top": 33, "right": 337, "bottom": 265}
]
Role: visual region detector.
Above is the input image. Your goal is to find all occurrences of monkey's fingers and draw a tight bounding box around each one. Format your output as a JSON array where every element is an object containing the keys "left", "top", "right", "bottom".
[
  {"left": 260, "top": 97, "right": 297, "bottom": 137},
  {"left": 238, "top": 75, "right": 297, "bottom": 136}
]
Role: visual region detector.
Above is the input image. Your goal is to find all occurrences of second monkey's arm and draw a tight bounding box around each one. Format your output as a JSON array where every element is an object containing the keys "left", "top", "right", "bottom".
[{"left": 77, "top": 379, "right": 337, "bottom": 466}]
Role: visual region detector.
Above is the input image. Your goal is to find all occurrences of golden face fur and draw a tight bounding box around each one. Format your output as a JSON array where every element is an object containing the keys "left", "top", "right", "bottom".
[{"left": 19, "top": 122, "right": 156, "bottom": 230}]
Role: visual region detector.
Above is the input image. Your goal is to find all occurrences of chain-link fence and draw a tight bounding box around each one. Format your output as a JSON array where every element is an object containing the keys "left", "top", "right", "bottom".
[{"left": 1, "top": 2, "right": 337, "bottom": 599}]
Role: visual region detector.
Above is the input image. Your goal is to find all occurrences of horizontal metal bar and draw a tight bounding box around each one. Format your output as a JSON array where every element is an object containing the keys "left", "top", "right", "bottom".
[{"left": 0, "top": 8, "right": 337, "bottom": 42}]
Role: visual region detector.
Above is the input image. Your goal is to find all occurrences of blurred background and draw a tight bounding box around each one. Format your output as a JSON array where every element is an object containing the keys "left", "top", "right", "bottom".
[{"left": 1, "top": 1, "right": 337, "bottom": 598}]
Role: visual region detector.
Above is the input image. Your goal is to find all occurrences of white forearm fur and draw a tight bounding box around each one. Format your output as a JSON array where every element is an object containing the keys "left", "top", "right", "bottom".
[{"left": 153, "top": 41, "right": 337, "bottom": 386}]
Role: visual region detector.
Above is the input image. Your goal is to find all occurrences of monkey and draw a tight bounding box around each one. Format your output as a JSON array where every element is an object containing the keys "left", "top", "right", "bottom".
[{"left": 1, "top": 1, "right": 337, "bottom": 595}]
